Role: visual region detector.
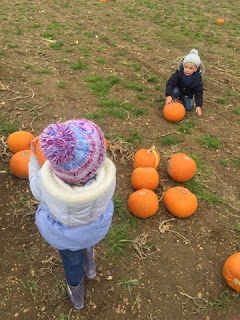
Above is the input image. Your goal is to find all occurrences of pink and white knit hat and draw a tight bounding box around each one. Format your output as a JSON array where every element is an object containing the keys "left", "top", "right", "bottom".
[{"left": 40, "top": 119, "right": 106, "bottom": 184}]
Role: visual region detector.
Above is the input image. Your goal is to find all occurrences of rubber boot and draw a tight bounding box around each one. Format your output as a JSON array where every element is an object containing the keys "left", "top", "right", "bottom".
[
  {"left": 67, "top": 278, "right": 84, "bottom": 310},
  {"left": 83, "top": 247, "right": 96, "bottom": 279}
]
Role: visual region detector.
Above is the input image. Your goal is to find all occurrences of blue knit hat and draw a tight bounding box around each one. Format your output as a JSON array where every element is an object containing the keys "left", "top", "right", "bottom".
[
  {"left": 40, "top": 119, "right": 106, "bottom": 184},
  {"left": 183, "top": 49, "right": 201, "bottom": 68}
]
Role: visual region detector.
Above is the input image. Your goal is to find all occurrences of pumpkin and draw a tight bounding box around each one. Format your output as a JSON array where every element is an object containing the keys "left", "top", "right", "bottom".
[
  {"left": 128, "top": 189, "right": 159, "bottom": 218},
  {"left": 104, "top": 137, "right": 109, "bottom": 150},
  {"left": 216, "top": 18, "right": 224, "bottom": 24},
  {"left": 131, "top": 167, "right": 159, "bottom": 191},
  {"left": 36, "top": 138, "right": 46, "bottom": 166},
  {"left": 9, "top": 149, "right": 32, "bottom": 178},
  {"left": 222, "top": 252, "right": 240, "bottom": 292},
  {"left": 133, "top": 146, "right": 160, "bottom": 169},
  {"left": 7, "top": 131, "right": 34, "bottom": 153},
  {"left": 163, "top": 102, "right": 186, "bottom": 122},
  {"left": 163, "top": 186, "right": 198, "bottom": 218},
  {"left": 168, "top": 153, "right": 196, "bottom": 182}
]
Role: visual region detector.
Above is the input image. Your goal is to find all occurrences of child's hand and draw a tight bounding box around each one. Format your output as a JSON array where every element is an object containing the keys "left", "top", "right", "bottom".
[
  {"left": 165, "top": 96, "right": 173, "bottom": 105},
  {"left": 196, "top": 107, "right": 202, "bottom": 116},
  {"left": 30, "top": 136, "right": 40, "bottom": 156}
]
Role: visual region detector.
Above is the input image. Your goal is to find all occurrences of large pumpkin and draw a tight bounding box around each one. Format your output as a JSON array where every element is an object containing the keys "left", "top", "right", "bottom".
[
  {"left": 222, "top": 252, "right": 240, "bottom": 292},
  {"left": 168, "top": 153, "right": 196, "bottom": 182},
  {"left": 9, "top": 149, "right": 32, "bottom": 178},
  {"left": 128, "top": 189, "right": 159, "bottom": 218},
  {"left": 163, "top": 102, "right": 185, "bottom": 122},
  {"left": 7, "top": 131, "right": 34, "bottom": 153},
  {"left": 133, "top": 146, "right": 160, "bottom": 169},
  {"left": 131, "top": 167, "right": 159, "bottom": 191},
  {"left": 163, "top": 186, "right": 198, "bottom": 218},
  {"left": 36, "top": 138, "right": 46, "bottom": 166}
]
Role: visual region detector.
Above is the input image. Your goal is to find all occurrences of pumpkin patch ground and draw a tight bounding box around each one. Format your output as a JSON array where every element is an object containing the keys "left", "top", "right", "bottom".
[{"left": 0, "top": 0, "right": 240, "bottom": 319}]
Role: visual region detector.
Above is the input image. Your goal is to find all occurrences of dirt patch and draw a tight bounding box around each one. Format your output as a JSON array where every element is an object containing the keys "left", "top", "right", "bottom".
[{"left": 0, "top": 0, "right": 240, "bottom": 319}]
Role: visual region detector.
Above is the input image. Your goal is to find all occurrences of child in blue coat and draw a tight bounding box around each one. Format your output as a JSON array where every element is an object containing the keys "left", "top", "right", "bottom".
[
  {"left": 29, "top": 119, "right": 116, "bottom": 310},
  {"left": 165, "top": 49, "right": 204, "bottom": 116}
]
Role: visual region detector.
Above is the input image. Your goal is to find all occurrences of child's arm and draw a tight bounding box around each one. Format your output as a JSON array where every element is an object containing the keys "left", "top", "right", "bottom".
[
  {"left": 165, "top": 70, "right": 179, "bottom": 104},
  {"left": 166, "top": 96, "right": 174, "bottom": 104},
  {"left": 196, "top": 107, "right": 202, "bottom": 116}
]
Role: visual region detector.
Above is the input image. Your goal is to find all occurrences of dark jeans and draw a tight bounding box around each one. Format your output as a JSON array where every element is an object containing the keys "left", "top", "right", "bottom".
[
  {"left": 59, "top": 249, "right": 84, "bottom": 286},
  {"left": 172, "top": 87, "right": 194, "bottom": 111}
]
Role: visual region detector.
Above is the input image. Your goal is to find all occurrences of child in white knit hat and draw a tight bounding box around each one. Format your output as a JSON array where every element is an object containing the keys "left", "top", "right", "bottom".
[
  {"left": 29, "top": 119, "right": 116, "bottom": 310},
  {"left": 165, "top": 49, "right": 204, "bottom": 116}
]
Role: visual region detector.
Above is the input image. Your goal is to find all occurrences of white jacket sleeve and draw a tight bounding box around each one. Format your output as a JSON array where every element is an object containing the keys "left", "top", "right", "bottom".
[{"left": 28, "top": 156, "right": 42, "bottom": 202}]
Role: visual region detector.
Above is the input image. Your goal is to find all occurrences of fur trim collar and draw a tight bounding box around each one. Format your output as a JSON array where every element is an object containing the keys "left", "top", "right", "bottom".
[{"left": 41, "top": 157, "right": 116, "bottom": 204}]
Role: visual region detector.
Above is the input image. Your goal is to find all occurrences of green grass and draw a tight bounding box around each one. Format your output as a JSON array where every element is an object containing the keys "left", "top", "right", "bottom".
[
  {"left": 226, "top": 90, "right": 239, "bottom": 97},
  {"left": 23, "top": 277, "right": 39, "bottom": 297},
  {"left": 232, "top": 223, "right": 240, "bottom": 233},
  {"left": 117, "top": 278, "right": 138, "bottom": 295},
  {"left": 85, "top": 75, "right": 121, "bottom": 96},
  {"left": 79, "top": 46, "right": 90, "bottom": 57},
  {"left": 143, "top": 72, "right": 159, "bottom": 83},
  {"left": 24, "top": 64, "right": 33, "bottom": 70},
  {"left": 0, "top": 123, "right": 18, "bottom": 134},
  {"left": 184, "top": 179, "right": 221, "bottom": 205},
  {"left": 177, "top": 121, "right": 196, "bottom": 134},
  {"left": 39, "top": 31, "right": 55, "bottom": 40},
  {"left": 220, "top": 158, "right": 229, "bottom": 167},
  {"left": 208, "top": 289, "right": 240, "bottom": 316},
  {"left": 196, "top": 134, "right": 221, "bottom": 149},
  {"left": 105, "top": 222, "right": 132, "bottom": 258},
  {"left": 71, "top": 58, "right": 87, "bottom": 70},
  {"left": 50, "top": 41, "right": 64, "bottom": 50},
  {"left": 58, "top": 81, "right": 67, "bottom": 89},
  {"left": 122, "top": 82, "right": 144, "bottom": 92},
  {"left": 232, "top": 159, "right": 240, "bottom": 168},
  {"left": 158, "top": 135, "right": 182, "bottom": 146},
  {"left": 38, "top": 69, "right": 52, "bottom": 75},
  {"left": 216, "top": 97, "right": 228, "bottom": 104},
  {"left": 233, "top": 107, "right": 240, "bottom": 115},
  {"left": 95, "top": 58, "right": 106, "bottom": 64}
]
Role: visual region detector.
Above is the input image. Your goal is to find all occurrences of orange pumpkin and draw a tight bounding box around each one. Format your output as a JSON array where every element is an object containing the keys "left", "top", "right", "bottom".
[
  {"left": 167, "top": 153, "right": 196, "bottom": 182},
  {"left": 7, "top": 131, "right": 34, "bottom": 153},
  {"left": 133, "top": 146, "right": 160, "bottom": 169},
  {"left": 131, "top": 167, "right": 159, "bottom": 190},
  {"left": 128, "top": 189, "right": 159, "bottom": 218},
  {"left": 163, "top": 102, "right": 185, "bottom": 122},
  {"left": 9, "top": 149, "right": 32, "bottom": 178},
  {"left": 222, "top": 252, "right": 240, "bottom": 292},
  {"left": 216, "top": 18, "right": 224, "bottom": 24},
  {"left": 104, "top": 137, "right": 109, "bottom": 150},
  {"left": 163, "top": 186, "right": 198, "bottom": 218},
  {"left": 36, "top": 138, "right": 46, "bottom": 166}
]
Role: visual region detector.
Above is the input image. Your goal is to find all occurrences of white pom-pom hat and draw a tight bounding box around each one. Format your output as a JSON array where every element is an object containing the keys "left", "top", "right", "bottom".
[{"left": 183, "top": 49, "right": 201, "bottom": 68}]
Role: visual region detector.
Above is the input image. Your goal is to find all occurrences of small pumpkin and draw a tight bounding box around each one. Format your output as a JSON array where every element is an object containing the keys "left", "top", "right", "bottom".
[
  {"left": 222, "top": 252, "right": 240, "bottom": 292},
  {"left": 9, "top": 149, "right": 32, "bottom": 178},
  {"left": 216, "top": 18, "right": 224, "bottom": 24},
  {"left": 168, "top": 153, "right": 196, "bottom": 182},
  {"left": 163, "top": 102, "right": 186, "bottom": 122},
  {"left": 7, "top": 131, "right": 34, "bottom": 153},
  {"left": 133, "top": 146, "right": 160, "bottom": 169},
  {"left": 104, "top": 137, "right": 109, "bottom": 150},
  {"left": 36, "top": 138, "right": 46, "bottom": 166},
  {"left": 128, "top": 189, "right": 159, "bottom": 218},
  {"left": 131, "top": 167, "right": 159, "bottom": 191},
  {"left": 163, "top": 186, "right": 198, "bottom": 218}
]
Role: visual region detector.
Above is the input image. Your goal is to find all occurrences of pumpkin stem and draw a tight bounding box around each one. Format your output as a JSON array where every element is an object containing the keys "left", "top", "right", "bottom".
[
  {"left": 147, "top": 145, "right": 156, "bottom": 154},
  {"left": 233, "top": 278, "right": 240, "bottom": 287}
]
